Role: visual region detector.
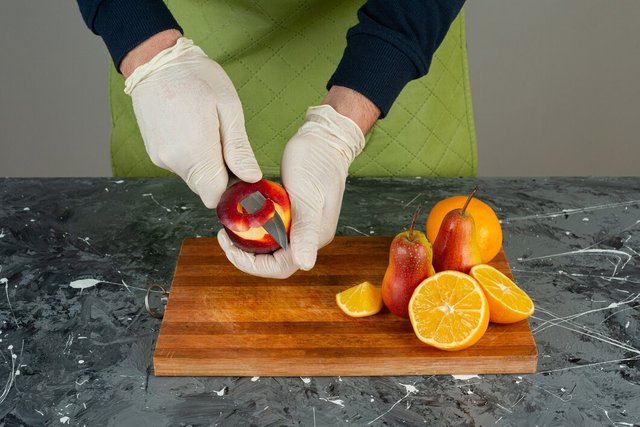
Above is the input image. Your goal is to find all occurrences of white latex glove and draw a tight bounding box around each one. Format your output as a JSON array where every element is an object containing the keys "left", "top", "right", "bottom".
[
  {"left": 124, "top": 37, "right": 261, "bottom": 208},
  {"left": 217, "top": 105, "right": 365, "bottom": 278}
]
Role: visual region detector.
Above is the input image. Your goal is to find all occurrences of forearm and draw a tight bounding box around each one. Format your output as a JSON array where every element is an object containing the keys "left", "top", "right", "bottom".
[
  {"left": 76, "top": 0, "right": 182, "bottom": 72},
  {"left": 120, "top": 29, "right": 182, "bottom": 78},
  {"left": 322, "top": 86, "right": 380, "bottom": 135}
]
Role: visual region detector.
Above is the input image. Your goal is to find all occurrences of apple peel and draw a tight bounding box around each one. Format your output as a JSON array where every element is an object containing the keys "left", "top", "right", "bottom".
[{"left": 216, "top": 179, "right": 292, "bottom": 254}]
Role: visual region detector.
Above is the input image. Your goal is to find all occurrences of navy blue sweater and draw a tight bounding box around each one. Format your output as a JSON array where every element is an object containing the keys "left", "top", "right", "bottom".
[{"left": 77, "top": 0, "right": 464, "bottom": 117}]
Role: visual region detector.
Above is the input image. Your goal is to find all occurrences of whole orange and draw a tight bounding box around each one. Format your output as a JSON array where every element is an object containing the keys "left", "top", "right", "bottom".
[{"left": 426, "top": 196, "right": 502, "bottom": 263}]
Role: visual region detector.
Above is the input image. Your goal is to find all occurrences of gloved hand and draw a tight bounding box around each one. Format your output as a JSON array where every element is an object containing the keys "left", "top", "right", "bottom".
[
  {"left": 217, "top": 105, "right": 365, "bottom": 278},
  {"left": 124, "top": 37, "right": 261, "bottom": 208}
]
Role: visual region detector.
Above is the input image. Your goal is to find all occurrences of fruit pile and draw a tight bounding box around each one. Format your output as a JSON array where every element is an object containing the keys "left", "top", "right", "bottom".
[{"left": 336, "top": 187, "right": 534, "bottom": 351}]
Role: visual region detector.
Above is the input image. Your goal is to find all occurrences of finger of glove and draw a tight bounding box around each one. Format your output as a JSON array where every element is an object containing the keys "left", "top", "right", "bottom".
[
  {"left": 217, "top": 104, "right": 262, "bottom": 183},
  {"left": 288, "top": 196, "right": 323, "bottom": 271},
  {"left": 131, "top": 75, "right": 229, "bottom": 208},
  {"left": 183, "top": 158, "right": 229, "bottom": 209},
  {"left": 217, "top": 229, "right": 297, "bottom": 279}
]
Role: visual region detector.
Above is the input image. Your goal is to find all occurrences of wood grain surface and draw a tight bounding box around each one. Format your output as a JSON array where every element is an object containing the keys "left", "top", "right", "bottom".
[{"left": 154, "top": 237, "right": 537, "bottom": 376}]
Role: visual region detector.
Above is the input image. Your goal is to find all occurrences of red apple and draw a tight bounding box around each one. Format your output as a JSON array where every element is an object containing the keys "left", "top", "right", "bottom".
[{"left": 216, "top": 179, "right": 291, "bottom": 254}]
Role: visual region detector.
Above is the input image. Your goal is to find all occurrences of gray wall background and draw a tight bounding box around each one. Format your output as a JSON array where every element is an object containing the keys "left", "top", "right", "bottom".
[{"left": 1, "top": 1, "right": 638, "bottom": 177}]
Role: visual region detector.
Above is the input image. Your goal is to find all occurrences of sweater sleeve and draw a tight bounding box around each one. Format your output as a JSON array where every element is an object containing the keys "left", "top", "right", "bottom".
[
  {"left": 76, "top": 0, "right": 182, "bottom": 72},
  {"left": 327, "top": 0, "right": 465, "bottom": 118}
]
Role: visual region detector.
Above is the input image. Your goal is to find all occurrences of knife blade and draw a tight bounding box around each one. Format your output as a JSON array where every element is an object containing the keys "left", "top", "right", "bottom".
[{"left": 239, "top": 191, "right": 289, "bottom": 250}]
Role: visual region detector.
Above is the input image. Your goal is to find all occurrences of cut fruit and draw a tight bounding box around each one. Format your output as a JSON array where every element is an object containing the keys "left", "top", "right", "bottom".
[
  {"left": 409, "top": 271, "right": 489, "bottom": 351},
  {"left": 470, "top": 264, "right": 534, "bottom": 324},
  {"left": 336, "top": 281, "right": 383, "bottom": 318}
]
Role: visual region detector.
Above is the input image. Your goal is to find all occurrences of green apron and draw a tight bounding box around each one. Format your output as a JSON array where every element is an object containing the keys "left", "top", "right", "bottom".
[{"left": 109, "top": 1, "right": 477, "bottom": 177}]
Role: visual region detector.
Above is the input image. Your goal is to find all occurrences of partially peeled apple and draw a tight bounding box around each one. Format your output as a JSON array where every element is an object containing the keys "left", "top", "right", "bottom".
[{"left": 216, "top": 179, "right": 291, "bottom": 253}]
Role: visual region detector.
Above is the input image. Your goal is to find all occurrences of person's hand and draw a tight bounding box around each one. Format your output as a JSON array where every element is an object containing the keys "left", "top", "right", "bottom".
[
  {"left": 217, "top": 104, "right": 366, "bottom": 278},
  {"left": 123, "top": 36, "right": 261, "bottom": 208}
]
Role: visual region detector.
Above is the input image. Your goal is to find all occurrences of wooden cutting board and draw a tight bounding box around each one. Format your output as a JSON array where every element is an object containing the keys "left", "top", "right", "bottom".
[{"left": 154, "top": 237, "right": 537, "bottom": 376}]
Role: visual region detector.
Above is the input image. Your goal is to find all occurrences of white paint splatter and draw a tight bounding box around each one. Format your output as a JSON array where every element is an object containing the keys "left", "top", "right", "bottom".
[
  {"left": 320, "top": 397, "right": 345, "bottom": 408},
  {"left": 78, "top": 360, "right": 85, "bottom": 364},
  {"left": 501, "top": 200, "right": 640, "bottom": 223},
  {"left": 300, "top": 377, "right": 311, "bottom": 384},
  {"left": 625, "top": 321, "right": 630, "bottom": 328},
  {"left": 63, "top": 333, "right": 73, "bottom": 355},
  {"left": 0, "top": 229, "right": 5, "bottom": 239},
  {"left": 399, "top": 383, "right": 418, "bottom": 394},
  {"left": 23, "top": 207, "right": 30, "bottom": 211},
  {"left": 0, "top": 343, "right": 21, "bottom": 405},
  {"left": 114, "top": 180, "right": 124, "bottom": 184},
  {"left": 582, "top": 217, "right": 589, "bottom": 222},
  {"left": 142, "top": 193, "right": 171, "bottom": 212},
  {"left": 518, "top": 248, "right": 632, "bottom": 271},
  {"left": 60, "top": 416, "right": 70, "bottom": 424},
  {"left": 598, "top": 406, "right": 635, "bottom": 426},
  {"left": 68, "top": 278, "right": 148, "bottom": 293},
  {"left": 213, "top": 386, "right": 227, "bottom": 396},
  {"left": 533, "top": 293, "right": 640, "bottom": 349},
  {"left": 496, "top": 403, "right": 513, "bottom": 414},
  {"left": 452, "top": 374, "right": 480, "bottom": 380},
  {"left": 536, "top": 355, "right": 640, "bottom": 375},
  {"left": 403, "top": 193, "right": 423, "bottom": 209},
  {"left": 0, "top": 271, "right": 18, "bottom": 328},
  {"left": 250, "top": 376, "right": 259, "bottom": 382},
  {"left": 344, "top": 225, "right": 369, "bottom": 237},
  {"left": 367, "top": 383, "right": 418, "bottom": 425},
  {"left": 69, "top": 279, "right": 102, "bottom": 290}
]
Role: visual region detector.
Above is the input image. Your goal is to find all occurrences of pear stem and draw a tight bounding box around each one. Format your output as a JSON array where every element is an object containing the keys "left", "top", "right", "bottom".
[
  {"left": 461, "top": 186, "right": 479, "bottom": 215},
  {"left": 408, "top": 204, "right": 422, "bottom": 241}
]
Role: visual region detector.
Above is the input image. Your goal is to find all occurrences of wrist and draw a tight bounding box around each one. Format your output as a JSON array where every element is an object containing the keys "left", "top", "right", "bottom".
[
  {"left": 322, "top": 86, "right": 380, "bottom": 135},
  {"left": 120, "top": 29, "right": 182, "bottom": 78}
]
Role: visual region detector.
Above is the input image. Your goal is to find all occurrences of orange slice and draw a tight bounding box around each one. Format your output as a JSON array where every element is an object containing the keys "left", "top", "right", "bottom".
[
  {"left": 470, "top": 264, "right": 534, "bottom": 324},
  {"left": 409, "top": 271, "right": 489, "bottom": 351},
  {"left": 336, "top": 281, "right": 383, "bottom": 317}
]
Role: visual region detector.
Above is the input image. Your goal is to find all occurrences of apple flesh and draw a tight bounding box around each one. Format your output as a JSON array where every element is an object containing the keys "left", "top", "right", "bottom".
[{"left": 216, "top": 179, "right": 291, "bottom": 254}]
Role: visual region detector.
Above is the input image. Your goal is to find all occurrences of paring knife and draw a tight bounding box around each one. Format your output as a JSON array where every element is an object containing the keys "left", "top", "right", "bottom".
[{"left": 239, "top": 191, "right": 289, "bottom": 250}]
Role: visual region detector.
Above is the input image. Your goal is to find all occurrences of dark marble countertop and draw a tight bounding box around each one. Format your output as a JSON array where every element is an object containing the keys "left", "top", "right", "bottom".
[{"left": 0, "top": 177, "right": 638, "bottom": 426}]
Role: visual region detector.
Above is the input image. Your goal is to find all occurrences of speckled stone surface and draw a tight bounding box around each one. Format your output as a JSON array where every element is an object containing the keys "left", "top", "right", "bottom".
[{"left": 0, "top": 177, "right": 638, "bottom": 426}]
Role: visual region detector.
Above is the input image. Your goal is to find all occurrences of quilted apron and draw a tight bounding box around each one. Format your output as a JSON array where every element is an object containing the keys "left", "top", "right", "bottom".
[{"left": 108, "top": 0, "right": 477, "bottom": 177}]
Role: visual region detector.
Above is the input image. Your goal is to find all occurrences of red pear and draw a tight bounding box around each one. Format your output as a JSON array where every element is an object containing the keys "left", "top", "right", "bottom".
[
  {"left": 381, "top": 207, "right": 436, "bottom": 318},
  {"left": 432, "top": 187, "right": 482, "bottom": 273}
]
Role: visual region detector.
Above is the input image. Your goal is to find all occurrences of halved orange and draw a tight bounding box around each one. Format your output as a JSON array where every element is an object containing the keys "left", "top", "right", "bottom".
[
  {"left": 409, "top": 271, "right": 489, "bottom": 351},
  {"left": 336, "top": 281, "right": 383, "bottom": 317},
  {"left": 470, "top": 264, "right": 534, "bottom": 324}
]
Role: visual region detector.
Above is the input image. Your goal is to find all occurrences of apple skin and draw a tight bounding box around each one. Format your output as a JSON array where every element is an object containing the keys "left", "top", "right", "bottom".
[{"left": 216, "top": 179, "right": 291, "bottom": 254}]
